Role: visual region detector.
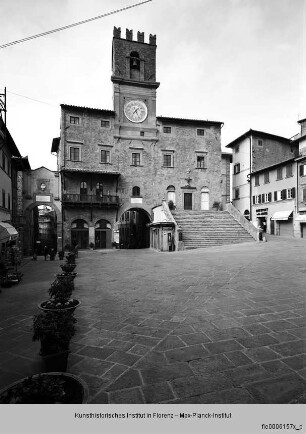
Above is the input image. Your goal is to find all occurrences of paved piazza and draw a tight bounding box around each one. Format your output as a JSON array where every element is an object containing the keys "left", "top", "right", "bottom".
[{"left": 0, "top": 237, "right": 305, "bottom": 404}]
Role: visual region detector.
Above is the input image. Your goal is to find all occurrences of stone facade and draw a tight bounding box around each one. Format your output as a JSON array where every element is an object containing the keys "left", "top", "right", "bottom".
[{"left": 53, "top": 28, "right": 229, "bottom": 249}]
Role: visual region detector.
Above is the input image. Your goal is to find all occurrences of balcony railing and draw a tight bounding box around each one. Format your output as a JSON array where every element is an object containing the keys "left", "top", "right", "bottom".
[{"left": 63, "top": 193, "right": 119, "bottom": 206}]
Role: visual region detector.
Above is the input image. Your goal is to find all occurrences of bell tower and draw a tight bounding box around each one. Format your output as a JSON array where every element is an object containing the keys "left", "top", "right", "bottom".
[{"left": 111, "top": 27, "right": 160, "bottom": 141}]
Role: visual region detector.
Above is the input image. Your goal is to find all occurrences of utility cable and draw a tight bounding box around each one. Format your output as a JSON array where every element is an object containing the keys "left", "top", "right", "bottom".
[
  {"left": 7, "top": 90, "right": 58, "bottom": 107},
  {"left": 0, "top": 0, "right": 152, "bottom": 49}
]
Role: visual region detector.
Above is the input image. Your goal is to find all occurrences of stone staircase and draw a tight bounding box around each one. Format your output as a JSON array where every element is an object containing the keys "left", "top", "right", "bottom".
[{"left": 172, "top": 210, "right": 255, "bottom": 249}]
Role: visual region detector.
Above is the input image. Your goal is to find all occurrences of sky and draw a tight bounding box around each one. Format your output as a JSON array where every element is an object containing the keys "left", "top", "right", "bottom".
[{"left": 1, "top": 0, "right": 305, "bottom": 170}]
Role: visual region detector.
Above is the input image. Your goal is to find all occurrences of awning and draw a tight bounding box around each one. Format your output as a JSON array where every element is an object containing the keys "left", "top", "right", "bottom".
[
  {"left": 0, "top": 222, "right": 18, "bottom": 243},
  {"left": 271, "top": 211, "right": 293, "bottom": 221}
]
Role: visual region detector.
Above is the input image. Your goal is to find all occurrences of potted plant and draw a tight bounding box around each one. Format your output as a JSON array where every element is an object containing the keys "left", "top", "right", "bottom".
[
  {"left": 168, "top": 200, "right": 175, "bottom": 210},
  {"left": 60, "top": 263, "right": 76, "bottom": 273},
  {"left": 66, "top": 252, "right": 76, "bottom": 264},
  {"left": 212, "top": 201, "right": 223, "bottom": 211},
  {"left": 56, "top": 271, "right": 77, "bottom": 282},
  {"left": 0, "top": 373, "right": 88, "bottom": 404},
  {"left": 32, "top": 311, "right": 77, "bottom": 372},
  {"left": 39, "top": 278, "right": 79, "bottom": 313}
]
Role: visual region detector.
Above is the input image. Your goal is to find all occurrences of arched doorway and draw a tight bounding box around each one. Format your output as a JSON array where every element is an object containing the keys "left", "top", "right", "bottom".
[
  {"left": 32, "top": 205, "right": 57, "bottom": 254},
  {"left": 118, "top": 208, "right": 150, "bottom": 249},
  {"left": 201, "top": 187, "right": 210, "bottom": 210},
  {"left": 95, "top": 219, "right": 112, "bottom": 249},
  {"left": 71, "top": 219, "right": 89, "bottom": 249}
]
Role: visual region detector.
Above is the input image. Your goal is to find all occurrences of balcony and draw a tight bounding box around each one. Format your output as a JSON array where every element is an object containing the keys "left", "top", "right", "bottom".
[{"left": 63, "top": 193, "right": 119, "bottom": 207}]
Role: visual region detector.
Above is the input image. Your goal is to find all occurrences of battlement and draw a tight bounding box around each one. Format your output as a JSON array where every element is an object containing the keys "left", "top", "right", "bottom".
[{"left": 113, "top": 27, "right": 156, "bottom": 45}]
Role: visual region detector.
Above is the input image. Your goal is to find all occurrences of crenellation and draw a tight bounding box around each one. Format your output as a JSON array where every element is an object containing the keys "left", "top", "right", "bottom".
[
  {"left": 149, "top": 34, "right": 156, "bottom": 45},
  {"left": 113, "top": 26, "right": 121, "bottom": 38},
  {"left": 126, "top": 28, "right": 133, "bottom": 41},
  {"left": 137, "top": 31, "right": 144, "bottom": 43}
]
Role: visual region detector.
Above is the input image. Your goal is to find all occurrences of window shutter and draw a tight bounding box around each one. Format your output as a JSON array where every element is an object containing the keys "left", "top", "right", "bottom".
[
  {"left": 281, "top": 189, "right": 286, "bottom": 200},
  {"left": 258, "top": 195, "right": 261, "bottom": 204},
  {"left": 291, "top": 187, "right": 296, "bottom": 198},
  {"left": 300, "top": 165, "right": 304, "bottom": 176},
  {"left": 274, "top": 191, "right": 277, "bottom": 201},
  {"left": 303, "top": 188, "right": 306, "bottom": 202},
  {"left": 253, "top": 196, "right": 255, "bottom": 204},
  {"left": 261, "top": 194, "right": 265, "bottom": 203},
  {"left": 268, "top": 192, "right": 272, "bottom": 202}
]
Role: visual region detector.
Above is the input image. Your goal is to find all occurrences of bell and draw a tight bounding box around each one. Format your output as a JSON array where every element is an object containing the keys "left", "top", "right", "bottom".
[{"left": 132, "top": 58, "right": 138, "bottom": 67}]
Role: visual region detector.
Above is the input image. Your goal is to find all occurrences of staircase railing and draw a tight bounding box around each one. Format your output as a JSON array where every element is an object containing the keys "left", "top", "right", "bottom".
[{"left": 225, "top": 203, "right": 258, "bottom": 240}]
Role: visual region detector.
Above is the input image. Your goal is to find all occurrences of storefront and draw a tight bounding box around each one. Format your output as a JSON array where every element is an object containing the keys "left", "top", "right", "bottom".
[{"left": 271, "top": 210, "right": 293, "bottom": 237}]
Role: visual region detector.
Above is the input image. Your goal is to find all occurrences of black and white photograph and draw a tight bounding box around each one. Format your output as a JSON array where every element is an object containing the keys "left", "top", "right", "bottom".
[{"left": 0, "top": 0, "right": 305, "bottom": 433}]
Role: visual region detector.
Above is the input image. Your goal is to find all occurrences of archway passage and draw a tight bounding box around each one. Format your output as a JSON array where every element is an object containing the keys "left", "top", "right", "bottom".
[
  {"left": 71, "top": 219, "right": 89, "bottom": 249},
  {"left": 95, "top": 219, "right": 112, "bottom": 249},
  {"left": 33, "top": 205, "right": 57, "bottom": 254},
  {"left": 119, "top": 208, "right": 150, "bottom": 249}
]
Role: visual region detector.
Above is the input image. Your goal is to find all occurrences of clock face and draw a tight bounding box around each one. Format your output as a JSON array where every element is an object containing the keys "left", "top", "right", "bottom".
[{"left": 124, "top": 100, "right": 148, "bottom": 123}]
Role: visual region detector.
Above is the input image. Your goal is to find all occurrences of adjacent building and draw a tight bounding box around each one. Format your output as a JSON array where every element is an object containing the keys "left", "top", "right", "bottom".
[
  {"left": 250, "top": 158, "right": 296, "bottom": 236},
  {"left": 52, "top": 27, "right": 231, "bottom": 250},
  {"left": 0, "top": 116, "right": 30, "bottom": 254},
  {"left": 226, "top": 129, "right": 299, "bottom": 222}
]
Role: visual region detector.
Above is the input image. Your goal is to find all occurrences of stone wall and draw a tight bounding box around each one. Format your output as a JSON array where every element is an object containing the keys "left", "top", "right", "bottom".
[{"left": 252, "top": 135, "right": 297, "bottom": 172}]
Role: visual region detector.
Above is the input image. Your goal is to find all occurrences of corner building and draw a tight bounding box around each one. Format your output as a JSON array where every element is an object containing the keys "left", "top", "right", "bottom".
[{"left": 53, "top": 28, "right": 229, "bottom": 249}]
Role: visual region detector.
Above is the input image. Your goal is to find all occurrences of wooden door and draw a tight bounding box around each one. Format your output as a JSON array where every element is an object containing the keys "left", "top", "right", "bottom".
[{"left": 184, "top": 193, "right": 192, "bottom": 210}]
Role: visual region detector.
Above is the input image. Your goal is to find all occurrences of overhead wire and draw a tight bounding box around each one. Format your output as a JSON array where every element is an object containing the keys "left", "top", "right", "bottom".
[
  {"left": 0, "top": 0, "right": 152, "bottom": 49},
  {"left": 6, "top": 90, "right": 58, "bottom": 107}
]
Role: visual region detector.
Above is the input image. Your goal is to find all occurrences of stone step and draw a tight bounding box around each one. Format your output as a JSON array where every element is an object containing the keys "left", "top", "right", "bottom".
[{"left": 172, "top": 209, "right": 254, "bottom": 249}]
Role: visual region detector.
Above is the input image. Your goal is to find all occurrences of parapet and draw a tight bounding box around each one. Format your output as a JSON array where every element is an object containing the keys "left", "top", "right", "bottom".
[{"left": 113, "top": 27, "right": 156, "bottom": 45}]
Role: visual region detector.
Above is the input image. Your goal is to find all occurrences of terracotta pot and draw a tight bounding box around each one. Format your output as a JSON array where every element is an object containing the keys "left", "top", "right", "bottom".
[
  {"left": 38, "top": 299, "right": 80, "bottom": 314},
  {"left": 0, "top": 373, "right": 88, "bottom": 404}
]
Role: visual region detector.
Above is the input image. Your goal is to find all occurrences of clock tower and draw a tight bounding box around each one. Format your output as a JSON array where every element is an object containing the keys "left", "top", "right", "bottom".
[{"left": 111, "top": 27, "right": 160, "bottom": 141}]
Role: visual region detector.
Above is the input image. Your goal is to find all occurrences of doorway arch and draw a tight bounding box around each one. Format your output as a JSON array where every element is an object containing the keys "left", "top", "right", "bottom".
[
  {"left": 95, "top": 219, "right": 112, "bottom": 249},
  {"left": 118, "top": 208, "right": 151, "bottom": 249},
  {"left": 201, "top": 187, "right": 210, "bottom": 210},
  {"left": 71, "top": 219, "right": 89, "bottom": 249}
]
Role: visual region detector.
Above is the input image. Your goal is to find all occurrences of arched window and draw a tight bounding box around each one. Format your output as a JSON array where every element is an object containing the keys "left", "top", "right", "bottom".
[
  {"left": 167, "top": 185, "right": 176, "bottom": 205},
  {"left": 132, "top": 186, "right": 140, "bottom": 197},
  {"left": 130, "top": 51, "right": 140, "bottom": 80},
  {"left": 80, "top": 182, "right": 87, "bottom": 200},
  {"left": 71, "top": 219, "right": 89, "bottom": 229},
  {"left": 95, "top": 219, "right": 111, "bottom": 230},
  {"left": 96, "top": 182, "right": 103, "bottom": 197},
  {"left": 80, "top": 182, "right": 87, "bottom": 192}
]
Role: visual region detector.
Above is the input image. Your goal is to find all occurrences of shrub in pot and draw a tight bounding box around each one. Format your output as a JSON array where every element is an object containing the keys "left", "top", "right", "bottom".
[
  {"left": 39, "top": 278, "right": 79, "bottom": 313},
  {"left": 168, "top": 200, "right": 175, "bottom": 210},
  {"left": 0, "top": 373, "right": 88, "bottom": 404},
  {"left": 32, "top": 311, "right": 77, "bottom": 371},
  {"left": 66, "top": 253, "right": 76, "bottom": 264},
  {"left": 60, "top": 263, "right": 76, "bottom": 273}
]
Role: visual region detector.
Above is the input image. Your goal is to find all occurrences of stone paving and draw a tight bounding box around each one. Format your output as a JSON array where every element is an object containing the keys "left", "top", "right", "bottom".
[{"left": 0, "top": 236, "right": 306, "bottom": 404}]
